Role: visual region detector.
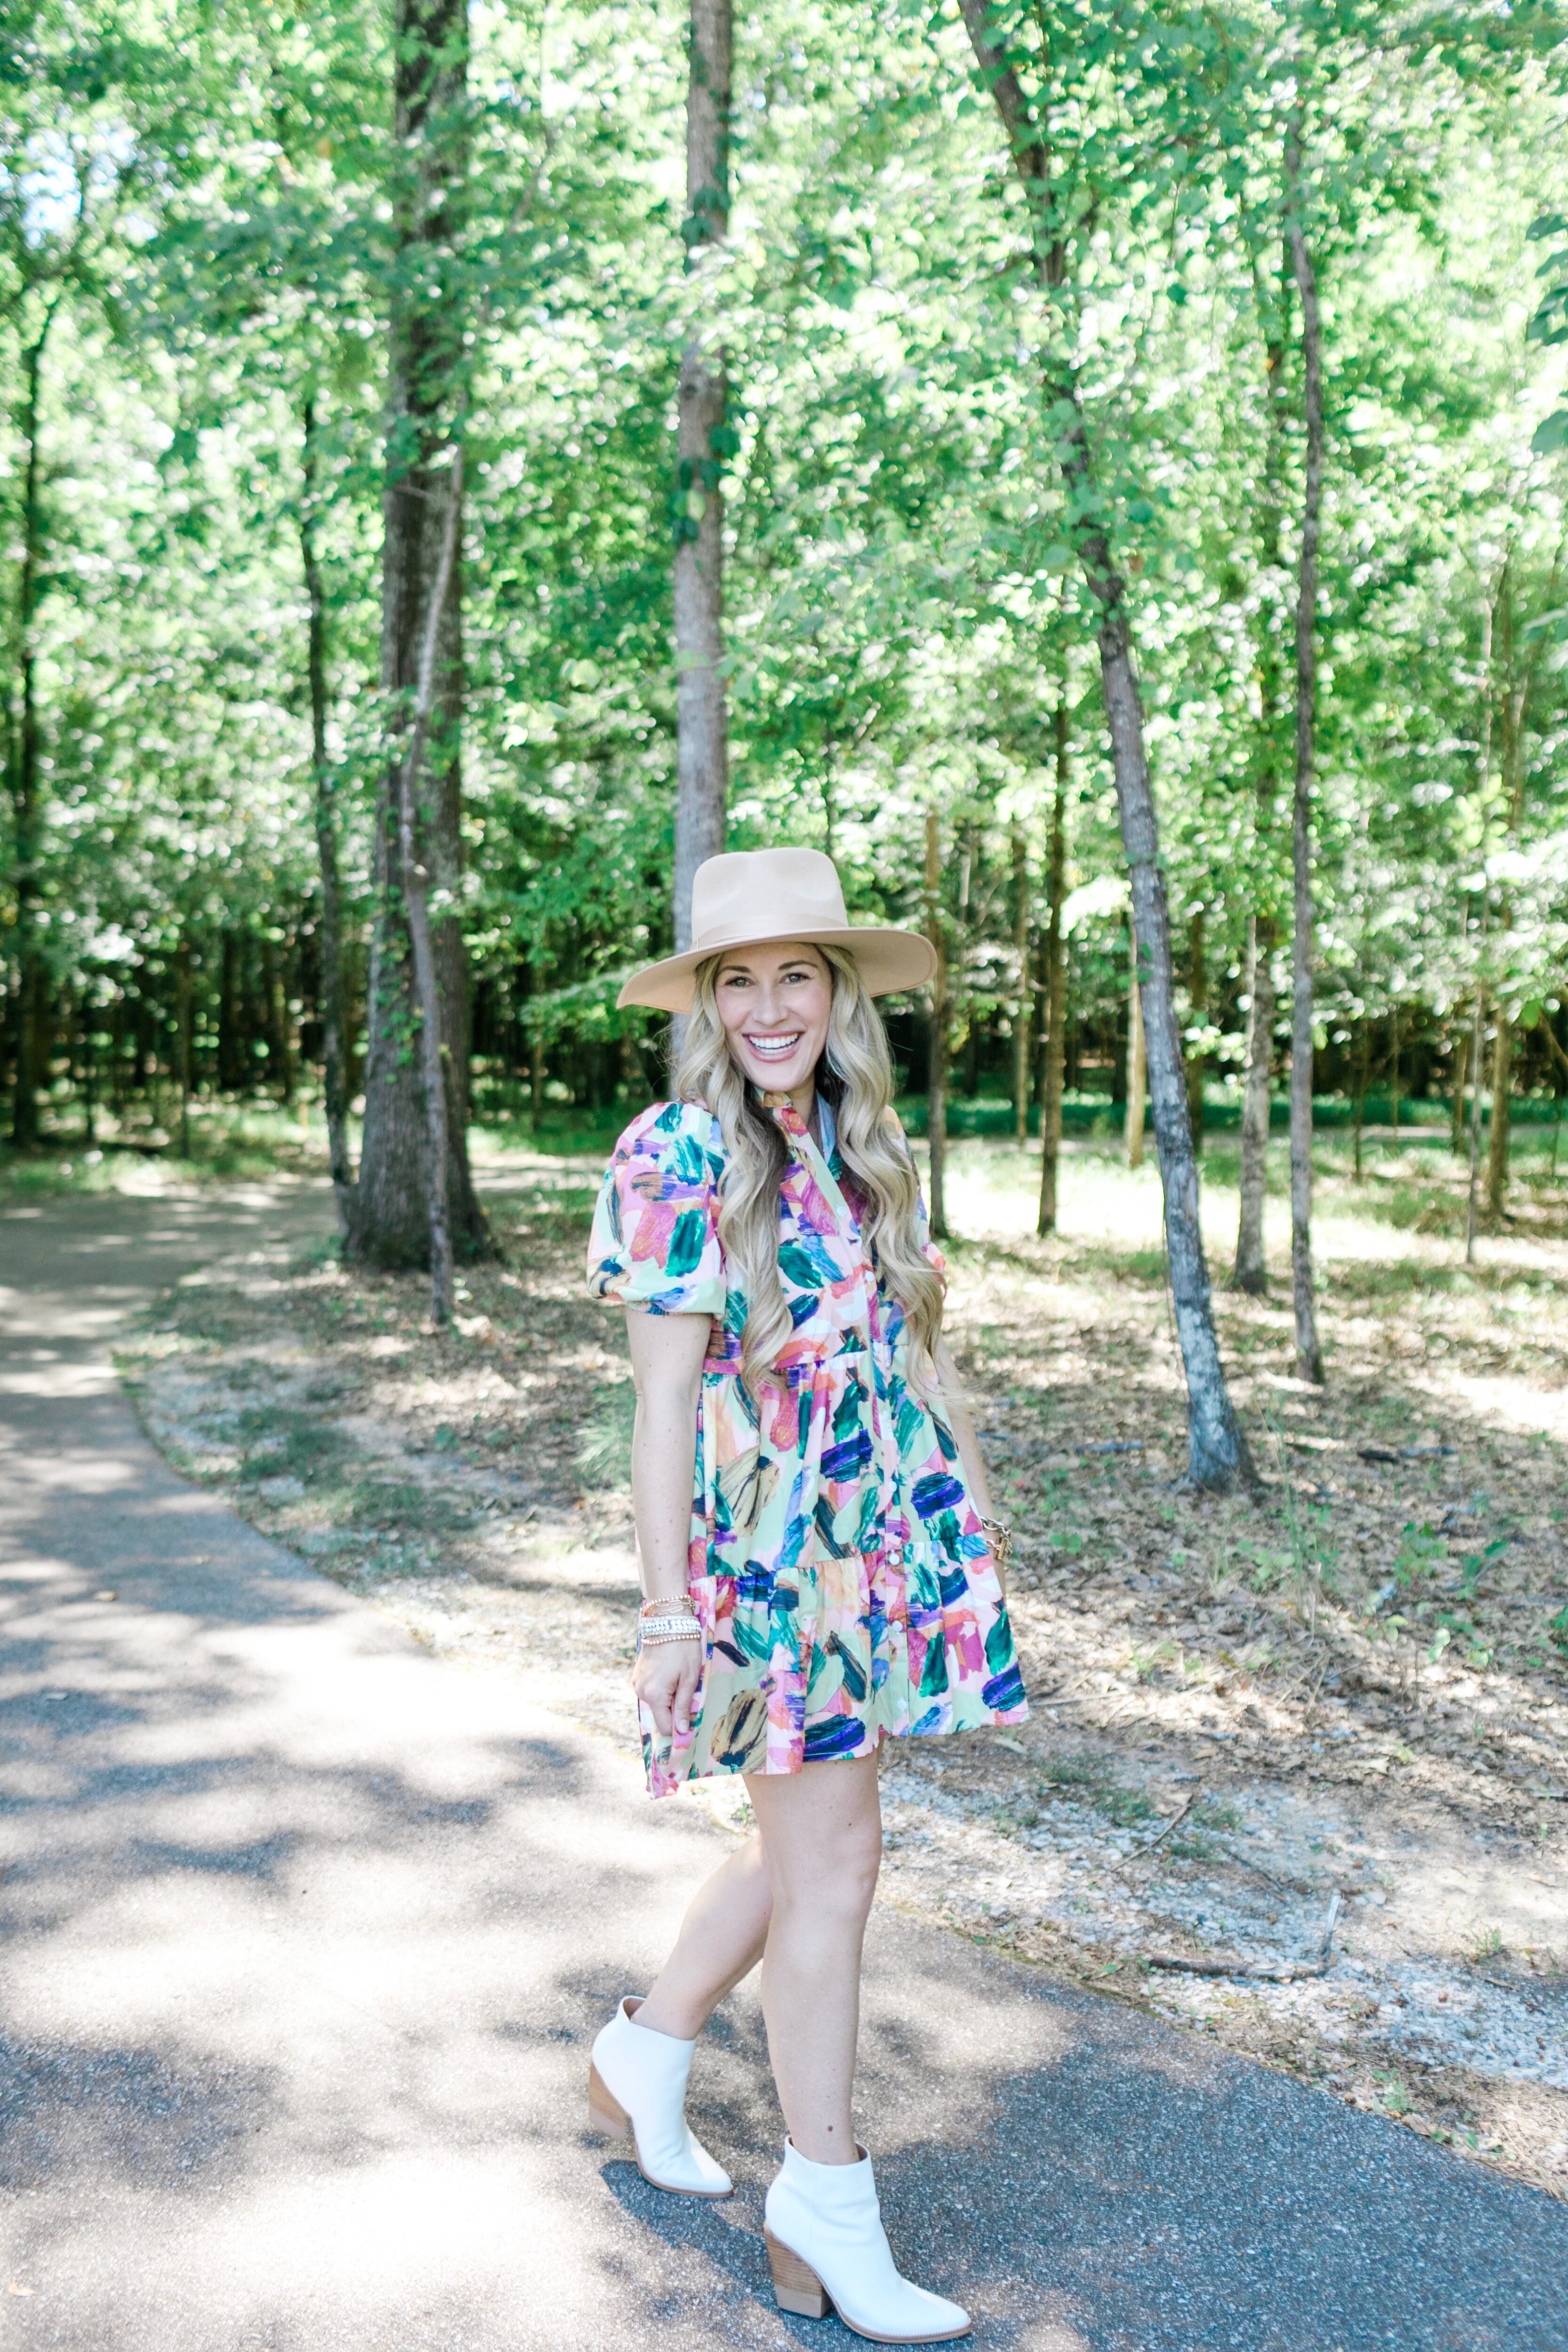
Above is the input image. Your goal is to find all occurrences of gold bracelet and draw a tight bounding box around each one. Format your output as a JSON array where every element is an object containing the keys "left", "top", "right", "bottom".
[
  {"left": 980, "top": 1516, "right": 1013, "bottom": 1568},
  {"left": 639, "top": 1593, "right": 695, "bottom": 1618}
]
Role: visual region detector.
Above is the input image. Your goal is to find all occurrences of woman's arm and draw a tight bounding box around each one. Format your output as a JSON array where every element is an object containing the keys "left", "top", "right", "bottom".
[
  {"left": 931, "top": 1334, "right": 1007, "bottom": 1598},
  {"left": 626, "top": 1305, "right": 713, "bottom": 1740}
]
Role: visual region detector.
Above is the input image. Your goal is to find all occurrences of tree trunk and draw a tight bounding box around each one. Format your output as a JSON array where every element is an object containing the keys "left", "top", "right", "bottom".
[
  {"left": 1125, "top": 920, "right": 1146, "bottom": 1169},
  {"left": 8, "top": 306, "right": 55, "bottom": 1149},
  {"left": 394, "top": 443, "right": 465, "bottom": 1325},
  {"left": 1353, "top": 1006, "right": 1369, "bottom": 1181},
  {"left": 1234, "top": 240, "right": 1289, "bottom": 1292},
  {"left": 1488, "top": 565, "right": 1527, "bottom": 1219},
  {"left": 1185, "top": 906, "right": 1206, "bottom": 1152},
  {"left": 301, "top": 392, "right": 354, "bottom": 1235},
  {"left": 1465, "top": 987, "right": 1487, "bottom": 1264},
  {"left": 924, "top": 810, "right": 949, "bottom": 1241},
  {"left": 349, "top": 0, "right": 487, "bottom": 1270},
  {"left": 1037, "top": 700, "right": 1068, "bottom": 1237},
  {"left": 1388, "top": 1005, "right": 1401, "bottom": 1139},
  {"left": 175, "top": 937, "right": 193, "bottom": 1159},
  {"left": 960, "top": 0, "right": 1252, "bottom": 1489},
  {"left": 1286, "top": 126, "right": 1324, "bottom": 1386},
  {"left": 1234, "top": 914, "right": 1276, "bottom": 1292},
  {"left": 670, "top": 0, "right": 732, "bottom": 957},
  {"left": 1011, "top": 821, "right": 1031, "bottom": 1143},
  {"left": 1465, "top": 585, "right": 1498, "bottom": 1260}
]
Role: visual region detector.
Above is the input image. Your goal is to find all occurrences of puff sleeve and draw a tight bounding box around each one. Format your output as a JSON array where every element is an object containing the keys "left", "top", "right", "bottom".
[{"left": 586, "top": 1101, "right": 728, "bottom": 1317}]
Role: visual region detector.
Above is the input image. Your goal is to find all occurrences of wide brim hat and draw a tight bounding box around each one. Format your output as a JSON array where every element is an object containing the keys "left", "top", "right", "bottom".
[{"left": 617, "top": 848, "right": 937, "bottom": 1014}]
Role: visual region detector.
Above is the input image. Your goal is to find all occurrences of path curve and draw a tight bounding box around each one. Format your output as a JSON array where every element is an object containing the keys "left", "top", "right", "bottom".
[{"left": 1, "top": 1183, "right": 1564, "bottom": 2350}]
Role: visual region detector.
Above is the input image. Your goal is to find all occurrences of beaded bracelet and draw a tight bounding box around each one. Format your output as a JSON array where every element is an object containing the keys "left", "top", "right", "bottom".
[{"left": 638, "top": 1617, "right": 702, "bottom": 1648}]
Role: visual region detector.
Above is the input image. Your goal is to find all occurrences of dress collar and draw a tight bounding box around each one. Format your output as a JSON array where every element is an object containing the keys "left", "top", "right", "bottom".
[{"left": 760, "top": 1090, "right": 836, "bottom": 1159}]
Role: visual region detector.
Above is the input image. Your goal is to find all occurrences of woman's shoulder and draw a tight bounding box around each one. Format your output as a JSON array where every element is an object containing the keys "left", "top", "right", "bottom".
[{"left": 608, "top": 1098, "right": 726, "bottom": 1177}]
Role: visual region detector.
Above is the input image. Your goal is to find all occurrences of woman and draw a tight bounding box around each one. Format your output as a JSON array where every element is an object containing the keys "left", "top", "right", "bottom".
[{"left": 584, "top": 847, "right": 1027, "bottom": 2344}]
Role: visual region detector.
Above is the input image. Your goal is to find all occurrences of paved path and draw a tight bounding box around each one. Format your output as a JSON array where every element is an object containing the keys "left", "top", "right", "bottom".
[{"left": 2, "top": 1184, "right": 1565, "bottom": 2352}]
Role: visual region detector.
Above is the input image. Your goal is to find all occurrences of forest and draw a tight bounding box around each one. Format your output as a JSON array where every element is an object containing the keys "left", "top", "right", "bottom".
[{"left": 6, "top": 0, "right": 1568, "bottom": 1469}]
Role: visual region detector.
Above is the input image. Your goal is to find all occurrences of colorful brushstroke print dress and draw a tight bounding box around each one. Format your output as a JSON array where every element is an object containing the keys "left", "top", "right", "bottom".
[{"left": 587, "top": 1093, "right": 1027, "bottom": 1798}]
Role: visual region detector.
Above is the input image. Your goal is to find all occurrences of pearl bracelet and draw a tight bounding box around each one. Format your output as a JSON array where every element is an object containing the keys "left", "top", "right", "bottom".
[{"left": 638, "top": 1617, "right": 702, "bottom": 1647}]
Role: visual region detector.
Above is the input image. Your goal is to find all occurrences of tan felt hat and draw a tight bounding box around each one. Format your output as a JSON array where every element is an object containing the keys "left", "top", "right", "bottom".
[{"left": 618, "top": 847, "right": 937, "bottom": 1014}]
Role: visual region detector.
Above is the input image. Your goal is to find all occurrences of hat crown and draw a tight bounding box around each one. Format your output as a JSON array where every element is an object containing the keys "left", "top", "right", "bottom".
[{"left": 691, "top": 848, "right": 848, "bottom": 953}]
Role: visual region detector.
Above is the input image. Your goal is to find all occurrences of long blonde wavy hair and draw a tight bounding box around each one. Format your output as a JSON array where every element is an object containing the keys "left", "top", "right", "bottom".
[{"left": 672, "top": 942, "right": 945, "bottom": 1387}]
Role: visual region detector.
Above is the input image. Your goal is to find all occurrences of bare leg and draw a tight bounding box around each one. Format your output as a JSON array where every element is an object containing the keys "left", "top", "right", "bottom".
[
  {"left": 635, "top": 1831, "right": 772, "bottom": 2040},
  {"left": 746, "top": 1752, "right": 882, "bottom": 2164}
]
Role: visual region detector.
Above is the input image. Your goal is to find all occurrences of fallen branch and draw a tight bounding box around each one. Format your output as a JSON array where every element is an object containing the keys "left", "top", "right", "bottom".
[
  {"left": 1108, "top": 1789, "right": 1195, "bottom": 1870},
  {"left": 1142, "top": 1889, "right": 1342, "bottom": 1985}
]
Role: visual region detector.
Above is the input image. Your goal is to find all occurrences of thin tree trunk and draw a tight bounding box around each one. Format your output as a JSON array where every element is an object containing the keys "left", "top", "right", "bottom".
[
  {"left": 924, "top": 810, "right": 949, "bottom": 1241},
  {"left": 350, "top": 0, "right": 486, "bottom": 1269},
  {"left": 1011, "top": 819, "right": 1030, "bottom": 1144},
  {"left": 8, "top": 305, "right": 56, "bottom": 1149},
  {"left": 1037, "top": 699, "right": 1069, "bottom": 1237},
  {"left": 81, "top": 990, "right": 96, "bottom": 1147},
  {"left": 1449, "top": 1021, "right": 1467, "bottom": 1154},
  {"left": 1388, "top": 1005, "right": 1401, "bottom": 1139},
  {"left": 301, "top": 392, "right": 354, "bottom": 1235},
  {"left": 1185, "top": 906, "right": 1206, "bottom": 1152},
  {"left": 1488, "top": 563, "right": 1530, "bottom": 1219},
  {"left": 1353, "top": 1009, "right": 1368, "bottom": 1182},
  {"left": 670, "top": 0, "right": 732, "bottom": 960},
  {"left": 1286, "top": 125, "right": 1324, "bottom": 1386},
  {"left": 1125, "top": 920, "right": 1146, "bottom": 1169},
  {"left": 961, "top": 0, "right": 1251, "bottom": 1488},
  {"left": 1465, "top": 986, "right": 1487, "bottom": 1264},
  {"left": 1234, "top": 914, "right": 1276, "bottom": 1292},
  {"left": 176, "top": 937, "right": 193, "bottom": 1159},
  {"left": 1234, "top": 242, "right": 1289, "bottom": 1291},
  {"left": 1465, "top": 584, "right": 1498, "bottom": 1260},
  {"left": 395, "top": 443, "right": 465, "bottom": 1326}
]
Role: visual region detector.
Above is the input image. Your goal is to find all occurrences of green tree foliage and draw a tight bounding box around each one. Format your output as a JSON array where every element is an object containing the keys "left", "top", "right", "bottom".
[{"left": 1, "top": 0, "right": 1564, "bottom": 1250}]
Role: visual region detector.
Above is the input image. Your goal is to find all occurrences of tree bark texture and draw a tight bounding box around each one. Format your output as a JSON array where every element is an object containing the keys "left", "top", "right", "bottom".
[
  {"left": 924, "top": 810, "right": 949, "bottom": 1241},
  {"left": 1234, "top": 914, "right": 1276, "bottom": 1292},
  {"left": 671, "top": 0, "right": 732, "bottom": 954},
  {"left": 1011, "top": 819, "right": 1030, "bottom": 1143},
  {"left": 1234, "top": 242, "right": 1289, "bottom": 1291},
  {"left": 8, "top": 307, "right": 55, "bottom": 1148},
  {"left": 1465, "top": 587, "right": 1497, "bottom": 1261},
  {"left": 961, "top": 0, "right": 1252, "bottom": 1489},
  {"left": 350, "top": 0, "right": 486, "bottom": 1270},
  {"left": 1125, "top": 920, "right": 1146, "bottom": 1169},
  {"left": 301, "top": 393, "right": 354, "bottom": 1236},
  {"left": 1037, "top": 699, "right": 1068, "bottom": 1237},
  {"left": 394, "top": 444, "right": 465, "bottom": 1325},
  {"left": 1286, "top": 127, "right": 1324, "bottom": 1386},
  {"left": 1488, "top": 563, "right": 1536, "bottom": 1218},
  {"left": 1185, "top": 906, "right": 1206, "bottom": 1152}
]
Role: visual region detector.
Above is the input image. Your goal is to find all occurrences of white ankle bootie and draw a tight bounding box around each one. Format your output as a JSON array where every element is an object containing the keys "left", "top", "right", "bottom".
[
  {"left": 763, "top": 2137, "right": 971, "bottom": 2343},
  {"left": 587, "top": 1997, "right": 732, "bottom": 2198}
]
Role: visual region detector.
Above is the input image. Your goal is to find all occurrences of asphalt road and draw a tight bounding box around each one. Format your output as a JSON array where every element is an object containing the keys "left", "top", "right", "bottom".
[{"left": 2, "top": 1180, "right": 1565, "bottom": 2352}]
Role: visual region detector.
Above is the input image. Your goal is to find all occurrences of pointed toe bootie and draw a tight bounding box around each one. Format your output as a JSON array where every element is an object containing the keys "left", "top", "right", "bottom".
[
  {"left": 587, "top": 1997, "right": 732, "bottom": 2198},
  {"left": 763, "top": 2137, "right": 971, "bottom": 2343}
]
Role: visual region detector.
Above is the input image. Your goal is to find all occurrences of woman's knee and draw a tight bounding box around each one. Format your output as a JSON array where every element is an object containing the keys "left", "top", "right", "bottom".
[{"left": 768, "top": 1814, "right": 882, "bottom": 1921}]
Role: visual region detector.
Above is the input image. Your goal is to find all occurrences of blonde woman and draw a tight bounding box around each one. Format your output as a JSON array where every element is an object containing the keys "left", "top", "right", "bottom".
[{"left": 584, "top": 848, "right": 1026, "bottom": 2344}]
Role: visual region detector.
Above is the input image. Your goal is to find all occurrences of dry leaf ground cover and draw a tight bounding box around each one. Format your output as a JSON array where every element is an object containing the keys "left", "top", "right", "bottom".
[{"left": 117, "top": 1123, "right": 1568, "bottom": 2202}]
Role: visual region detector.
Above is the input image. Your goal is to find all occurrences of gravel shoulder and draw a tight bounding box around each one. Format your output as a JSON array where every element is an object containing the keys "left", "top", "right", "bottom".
[{"left": 118, "top": 1132, "right": 1568, "bottom": 2203}]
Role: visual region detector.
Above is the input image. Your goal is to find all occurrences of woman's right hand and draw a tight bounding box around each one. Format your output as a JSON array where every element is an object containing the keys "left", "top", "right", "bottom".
[{"left": 633, "top": 1636, "right": 703, "bottom": 1742}]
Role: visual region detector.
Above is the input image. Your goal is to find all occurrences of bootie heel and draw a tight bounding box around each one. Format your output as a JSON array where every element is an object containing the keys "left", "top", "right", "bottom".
[
  {"left": 587, "top": 1996, "right": 732, "bottom": 2198},
  {"left": 765, "top": 2225, "right": 832, "bottom": 2319},
  {"left": 586, "top": 2062, "right": 631, "bottom": 2141}
]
